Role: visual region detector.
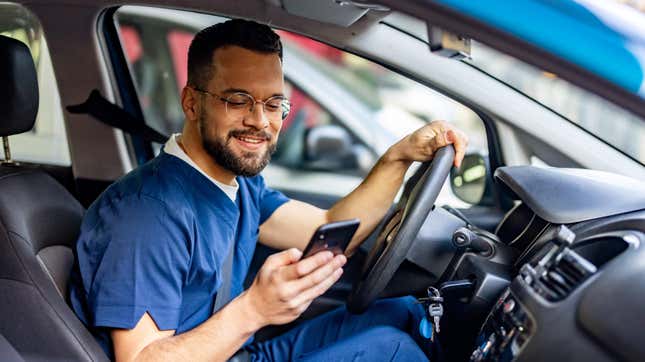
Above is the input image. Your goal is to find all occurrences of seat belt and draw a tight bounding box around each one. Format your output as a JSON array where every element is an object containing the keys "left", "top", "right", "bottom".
[
  {"left": 214, "top": 231, "right": 250, "bottom": 362},
  {"left": 214, "top": 211, "right": 251, "bottom": 362},
  {"left": 66, "top": 89, "right": 168, "bottom": 144},
  {"left": 213, "top": 237, "right": 235, "bottom": 314}
]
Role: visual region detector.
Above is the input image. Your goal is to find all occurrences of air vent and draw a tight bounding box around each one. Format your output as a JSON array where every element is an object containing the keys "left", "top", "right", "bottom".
[
  {"left": 520, "top": 225, "right": 597, "bottom": 302},
  {"left": 531, "top": 249, "right": 597, "bottom": 301}
]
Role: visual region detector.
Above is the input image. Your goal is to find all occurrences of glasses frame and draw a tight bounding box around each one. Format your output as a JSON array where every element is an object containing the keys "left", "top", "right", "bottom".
[{"left": 192, "top": 87, "right": 291, "bottom": 121}]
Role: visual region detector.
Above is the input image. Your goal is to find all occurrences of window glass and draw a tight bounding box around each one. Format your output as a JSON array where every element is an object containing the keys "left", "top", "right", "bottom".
[
  {"left": 466, "top": 41, "right": 645, "bottom": 164},
  {"left": 0, "top": 3, "right": 70, "bottom": 165},
  {"left": 114, "top": 6, "right": 488, "bottom": 207}
]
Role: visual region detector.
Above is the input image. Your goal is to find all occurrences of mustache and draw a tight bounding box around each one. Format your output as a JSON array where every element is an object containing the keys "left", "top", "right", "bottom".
[{"left": 228, "top": 129, "right": 273, "bottom": 142}]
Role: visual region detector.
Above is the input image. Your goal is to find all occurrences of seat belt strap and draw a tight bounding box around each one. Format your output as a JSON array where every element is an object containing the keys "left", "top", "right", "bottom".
[
  {"left": 67, "top": 89, "right": 167, "bottom": 144},
  {"left": 213, "top": 234, "right": 236, "bottom": 314}
]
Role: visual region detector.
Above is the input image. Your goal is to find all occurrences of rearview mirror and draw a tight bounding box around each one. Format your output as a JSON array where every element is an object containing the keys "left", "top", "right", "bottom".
[{"left": 450, "top": 153, "right": 489, "bottom": 205}]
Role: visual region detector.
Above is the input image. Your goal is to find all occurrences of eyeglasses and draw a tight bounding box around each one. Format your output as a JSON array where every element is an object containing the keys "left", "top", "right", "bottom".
[{"left": 192, "top": 87, "right": 291, "bottom": 122}]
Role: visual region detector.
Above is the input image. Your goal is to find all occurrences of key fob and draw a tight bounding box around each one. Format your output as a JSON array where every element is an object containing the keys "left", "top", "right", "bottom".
[{"left": 419, "top": 316, "right": 434, "bottom": 340}]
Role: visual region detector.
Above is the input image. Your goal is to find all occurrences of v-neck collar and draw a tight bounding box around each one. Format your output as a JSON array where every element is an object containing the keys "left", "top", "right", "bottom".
[{"left": 157, "top": 151, "right": 241, "bottom": 228}]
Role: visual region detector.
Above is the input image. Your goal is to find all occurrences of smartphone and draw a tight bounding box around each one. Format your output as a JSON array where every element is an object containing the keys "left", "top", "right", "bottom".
[{"left": 302, "top": 219, "right": 360, "bottom": 258}]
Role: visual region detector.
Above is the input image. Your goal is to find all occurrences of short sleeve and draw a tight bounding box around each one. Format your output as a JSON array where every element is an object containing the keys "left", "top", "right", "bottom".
[
  {"left": 257, "top": 176, "right": 289, "bottom": 224},
  {"left": 82, "top": 195, "right": 192, "bottom": 331}
]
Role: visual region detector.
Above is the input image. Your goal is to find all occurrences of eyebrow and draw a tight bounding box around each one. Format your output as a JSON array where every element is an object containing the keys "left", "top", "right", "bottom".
[{"left": 220, "top": 88, "right": 285, "bottom": 99}]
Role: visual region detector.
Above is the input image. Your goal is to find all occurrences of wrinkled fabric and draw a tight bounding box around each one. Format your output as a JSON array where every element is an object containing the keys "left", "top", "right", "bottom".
[
  {"left": 246, "top": 296, "right": 430, "bottom": 362},
  {"left": 68, "top": 151, "right": 288, "bottom": 359}
]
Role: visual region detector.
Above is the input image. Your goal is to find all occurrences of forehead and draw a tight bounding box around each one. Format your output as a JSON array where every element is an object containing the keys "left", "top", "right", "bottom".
[{"left": 210, "top": 45, "right": 284, "bottom": 96}]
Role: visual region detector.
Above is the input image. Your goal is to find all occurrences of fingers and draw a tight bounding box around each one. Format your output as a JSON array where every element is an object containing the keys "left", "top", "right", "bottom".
[
  {"left": 288, "top": 254, "right": 346, "bottom": 295},
  {"left": 394, "top": 121, "right": 468, "bottom": 164},
  {"left": 449, "top": 129, "right": 468, "bottom": 168},
  {"left": 428, "top": 129, "right": 450, "bottom": 151},
  {"left": 264, "top": 248, "right": 302, "bottom": 270},
  {"left": 425, "top": 121, "right": 468, "bottom": 168},
  {"left": 280, "top": 250, "right": 334, "bottom": 281},
  {"left": 288, "top": 266, "right": 344, "bottom": 308},
  {"left": 253, "top": 250, "right": 346, "bottom": 326},
  {"left": 431, "top": 122, "right": 449, "bottom": 144}
]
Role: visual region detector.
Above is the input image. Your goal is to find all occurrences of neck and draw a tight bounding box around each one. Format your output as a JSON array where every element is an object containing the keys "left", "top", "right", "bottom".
[{"left": 177, "top": 129, "right": 237, "bottom": 186}]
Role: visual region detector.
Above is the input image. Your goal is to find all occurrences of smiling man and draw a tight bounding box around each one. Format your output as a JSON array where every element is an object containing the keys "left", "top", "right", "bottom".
[{"left": 69, "top": 19, "right": 467, "bottom": 362}]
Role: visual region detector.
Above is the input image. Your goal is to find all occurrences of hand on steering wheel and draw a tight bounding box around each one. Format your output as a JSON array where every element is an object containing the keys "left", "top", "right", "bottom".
[{"left": 347, "top": 145, "right": 455, "bottom": 313}]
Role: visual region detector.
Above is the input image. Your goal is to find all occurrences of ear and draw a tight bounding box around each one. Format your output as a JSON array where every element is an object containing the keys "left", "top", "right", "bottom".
[{"left": 181, "top": 86, "right": 199, "bottom": 122}]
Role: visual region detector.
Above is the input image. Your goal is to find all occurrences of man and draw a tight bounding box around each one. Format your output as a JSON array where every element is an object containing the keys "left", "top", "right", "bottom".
[{"left": 69, "top": 19, "right": 467, "bottom": 361}]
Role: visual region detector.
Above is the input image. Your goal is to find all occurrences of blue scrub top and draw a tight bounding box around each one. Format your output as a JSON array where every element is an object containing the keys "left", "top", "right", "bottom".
[{"left": 68, "top": 151, "right": 289, "bottom": 359}]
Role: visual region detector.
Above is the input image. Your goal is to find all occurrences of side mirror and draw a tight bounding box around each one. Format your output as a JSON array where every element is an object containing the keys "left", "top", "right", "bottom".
[
  {"left": 450, "top": 153, "right": 492, "bottom": 205},
  {"left": 304, "top": 124, "right": 371, "bottom": 173}
]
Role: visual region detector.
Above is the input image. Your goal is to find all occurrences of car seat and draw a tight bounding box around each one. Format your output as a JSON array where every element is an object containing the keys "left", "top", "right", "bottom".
[{"left": 0, "top": 35, "right": 108, "bottom": 361}]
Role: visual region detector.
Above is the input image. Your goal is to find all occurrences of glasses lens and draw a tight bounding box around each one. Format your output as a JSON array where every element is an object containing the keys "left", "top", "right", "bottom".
[
  {"left": 280, "top": 100, "right": 291, "bottom": 120},
  {"left": 224, "top": 93, "right": 253, "bottom": 118},
  {"left": 226, "top": 93, "right": 253, "bottom": 108},
  {"left": 224, "top": 93, "right": 290, "bottom": 121},
  {"left": 264, "top": 97, "right": 289, "bottom": 121}
]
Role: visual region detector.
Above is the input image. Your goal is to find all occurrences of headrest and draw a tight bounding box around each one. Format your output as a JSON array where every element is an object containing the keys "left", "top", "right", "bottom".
[{"left": 0, "top": 35, "right": 39, "bottom": 136}]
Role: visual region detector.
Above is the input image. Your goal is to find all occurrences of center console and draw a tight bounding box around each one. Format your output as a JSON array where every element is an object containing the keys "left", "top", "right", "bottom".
[{"left": 468, "top": 224, "right": 638, "bottom": 362}]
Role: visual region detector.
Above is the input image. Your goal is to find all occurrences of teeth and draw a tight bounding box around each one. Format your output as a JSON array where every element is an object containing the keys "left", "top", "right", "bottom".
[{"left": 238, "top": 136, "right": 263, "bottom": 144}]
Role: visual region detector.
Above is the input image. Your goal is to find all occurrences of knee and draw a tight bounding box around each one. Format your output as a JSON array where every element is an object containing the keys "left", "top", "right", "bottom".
[
  {"left": 398, "top": 295, "right": 419, "bottom": 309},
  {"left": 361, "top": 326, "right": 412, "bottom": 343},
  {"left": 377, "top": 296, "right": 421, "bottom": 316},
  {"left": 362, "top": 327, "right": 427, "bottom": 360},
  {"left": 381, "top": 295, "right": 417, "bottom": 309}
]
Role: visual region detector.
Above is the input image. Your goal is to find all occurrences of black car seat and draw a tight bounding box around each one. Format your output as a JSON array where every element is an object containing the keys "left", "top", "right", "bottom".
[{"left": 0, "top": 35, "right": 108, "bottom": 361}]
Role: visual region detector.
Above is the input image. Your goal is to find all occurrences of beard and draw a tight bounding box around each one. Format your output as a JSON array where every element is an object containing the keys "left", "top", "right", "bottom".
[{"left": 199, "top": 114, "right": 276, "bottom": 177}]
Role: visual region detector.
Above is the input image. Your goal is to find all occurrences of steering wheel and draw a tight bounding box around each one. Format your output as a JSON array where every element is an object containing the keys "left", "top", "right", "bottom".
[{"left": 347, "top": 145, "right": 455, "bottom": 313}]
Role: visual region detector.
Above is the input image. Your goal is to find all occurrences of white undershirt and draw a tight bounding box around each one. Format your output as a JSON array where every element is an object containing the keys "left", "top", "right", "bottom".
[{"left": 164, "top": 134, "right": 239, "bottom": 202}]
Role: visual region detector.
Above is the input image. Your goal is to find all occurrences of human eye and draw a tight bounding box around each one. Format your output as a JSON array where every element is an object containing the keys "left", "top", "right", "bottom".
[
  {"left": 265, "top": 98, "right": 284, "bottom": 112},
  {"left": 226, "top": 94, "right": 252, "bottom": 108}
]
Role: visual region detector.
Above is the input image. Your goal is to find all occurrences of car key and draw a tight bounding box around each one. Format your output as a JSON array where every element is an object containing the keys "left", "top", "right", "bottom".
[
  {"left": 428, "top": 302, "right": 443, "bottom": 334},
  {"left": 417, "top": 286, "right": 444, "bottom": 304},
  {"left": 422, "top": 286, "right": 444, "bottom": 334}
]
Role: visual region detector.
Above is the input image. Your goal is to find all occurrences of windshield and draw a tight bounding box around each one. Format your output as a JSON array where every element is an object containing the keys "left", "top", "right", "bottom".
[{"left": 465, "top": 41, "right": 645, "bottom": 165}]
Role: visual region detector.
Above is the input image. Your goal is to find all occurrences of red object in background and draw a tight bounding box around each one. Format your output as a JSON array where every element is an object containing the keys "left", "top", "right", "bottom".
[
  {"left": 119, "top": 25, "right": 143, "bottom": 63},
  {"left": 119, "top": 25, "right": 327, "bottom": 131},
  {"left": 277, "top": 31, "right": 343, "bottom": 64},
  {"left": 283, "top": 88, "right": 323, "bottom": 130},
  {"left": 168, "top": 30, "right": 193, "bottom": 91}
]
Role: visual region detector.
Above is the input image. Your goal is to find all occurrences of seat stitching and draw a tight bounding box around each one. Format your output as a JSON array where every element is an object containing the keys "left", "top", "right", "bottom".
[
  {"left": 0, "top": 276, "right": 36, "bottom": 286},
  {"left": 0, "top": 169, "right": 39, "bottom": 181},
  {"left": 35, "top": 252, "right": 64, "bottom": 297}
]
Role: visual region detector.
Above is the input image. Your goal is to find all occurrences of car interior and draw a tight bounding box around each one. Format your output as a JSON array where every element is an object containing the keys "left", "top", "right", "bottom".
[{"left": 1, "top": 1, "right": 644, "bottom": 362}]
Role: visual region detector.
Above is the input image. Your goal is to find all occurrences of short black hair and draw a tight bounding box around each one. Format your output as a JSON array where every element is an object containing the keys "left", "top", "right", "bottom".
[{"left": 187, "top": 19, "right": 283, "bottom": 89}]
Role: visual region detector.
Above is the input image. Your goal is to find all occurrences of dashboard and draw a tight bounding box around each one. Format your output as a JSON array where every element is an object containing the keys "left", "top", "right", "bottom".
[{"left": 466, "top": 166, "right": 645, "bottom": 362}]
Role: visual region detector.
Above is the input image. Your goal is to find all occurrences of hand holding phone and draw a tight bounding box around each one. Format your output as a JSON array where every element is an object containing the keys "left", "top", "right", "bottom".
[{"left": 302, "top": 219, "right": 360, "bottom": 258}]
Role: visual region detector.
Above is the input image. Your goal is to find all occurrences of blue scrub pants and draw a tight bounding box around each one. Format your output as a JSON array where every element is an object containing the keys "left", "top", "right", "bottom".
[{"left": 246, "top": 296, "right": 431, "bottom": 361}]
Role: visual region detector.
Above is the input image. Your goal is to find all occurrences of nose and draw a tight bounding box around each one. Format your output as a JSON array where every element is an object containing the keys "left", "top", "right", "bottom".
[{"left": 243, "top": 101, "right": 269, "bottom": 130}]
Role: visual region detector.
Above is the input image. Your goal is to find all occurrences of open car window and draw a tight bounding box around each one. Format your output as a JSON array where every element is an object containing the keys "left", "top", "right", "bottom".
[{"left": 113, "top": 5, "right": 489, "bottom": 207}]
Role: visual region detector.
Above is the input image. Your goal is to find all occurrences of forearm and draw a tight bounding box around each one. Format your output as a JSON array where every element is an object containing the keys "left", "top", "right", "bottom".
[
  {"left": 259, "top": 121, "right": 466, "bottom": 255},
  {"left": 135, "top": 292, "right": 262, "bottom": 362},
  {"left": 327, "top": 147, "right": 412, "bottom": 255}
]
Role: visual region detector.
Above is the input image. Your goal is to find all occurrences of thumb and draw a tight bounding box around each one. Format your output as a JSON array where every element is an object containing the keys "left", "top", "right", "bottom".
[{"left": 265, "top": 248, "right": 303, "bottom": 269}]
